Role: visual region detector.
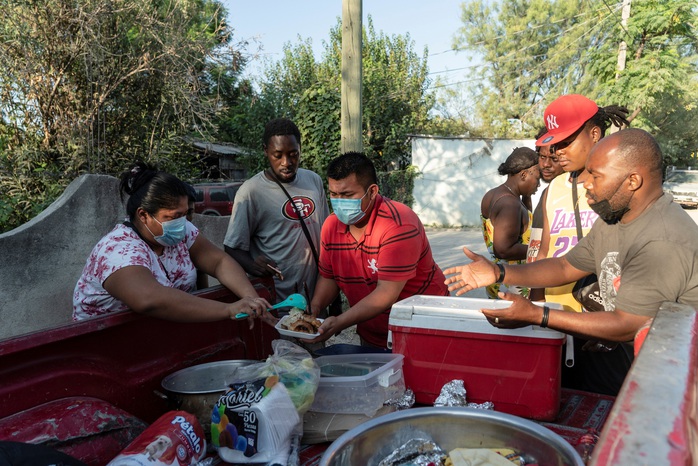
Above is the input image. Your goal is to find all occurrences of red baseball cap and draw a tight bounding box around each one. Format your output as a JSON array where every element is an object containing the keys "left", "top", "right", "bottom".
[{"left": 535, "top": 94, "right": 599, "bottom": 146}]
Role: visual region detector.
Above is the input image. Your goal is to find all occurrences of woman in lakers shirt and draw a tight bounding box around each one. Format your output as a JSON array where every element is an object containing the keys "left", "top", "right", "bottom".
[{"left": 480, "top": 147, "right": 540, "bottom": 299}]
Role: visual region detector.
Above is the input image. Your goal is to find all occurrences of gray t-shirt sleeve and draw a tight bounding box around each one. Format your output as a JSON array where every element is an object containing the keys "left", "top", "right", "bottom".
[
  {"left": 313, "top": 173, "right": 330, "bottom": 224},
  {"left": 223, "top": 180, "right": 255, "bottom": 251},
  {"left": 564, "top": 227, "right": 597, "bottom": 274}
]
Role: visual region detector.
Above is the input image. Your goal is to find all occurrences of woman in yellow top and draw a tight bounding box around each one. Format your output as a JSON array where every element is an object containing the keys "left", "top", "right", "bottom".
[{"left": 480, "top": 147, "right": 540, "bottom": 299}]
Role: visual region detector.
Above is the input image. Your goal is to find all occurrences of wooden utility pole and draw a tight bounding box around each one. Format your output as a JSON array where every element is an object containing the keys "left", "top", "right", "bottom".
[
  {"left": 616, "top": 0, "right": 631, "bottom": 78},
  {"left": 609, "top": 0, "right": 632, "bottom": 132},
  {"left": 341, "top": 0, "right": 362, "bottom": 154}
]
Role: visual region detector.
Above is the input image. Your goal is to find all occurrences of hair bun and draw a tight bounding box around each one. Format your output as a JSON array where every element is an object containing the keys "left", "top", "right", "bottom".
[
  {"left": 125, "top": 166, "right": 141, "bottom": 192},
  {"left": 122, "top": 161, "right": 157, "bottom": 195}
]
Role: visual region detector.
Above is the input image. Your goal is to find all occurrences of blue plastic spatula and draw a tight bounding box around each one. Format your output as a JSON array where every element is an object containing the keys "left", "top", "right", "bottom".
[{"left": 235, "top": 293, "right": 308, "bottom": 319}]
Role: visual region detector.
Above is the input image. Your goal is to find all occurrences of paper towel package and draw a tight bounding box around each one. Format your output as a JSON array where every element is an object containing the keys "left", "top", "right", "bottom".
[{"left": 388, "top": 295, "right": 565, "bottom": 421}]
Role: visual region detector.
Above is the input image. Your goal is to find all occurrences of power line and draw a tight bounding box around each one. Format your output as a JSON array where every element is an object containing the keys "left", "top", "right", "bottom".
[
  {"left": 601, "top": 0, "right": 632, "bottom": 38},
  {"left": 426, "top": 3, "right": 620, "bottom": 91},
  {"left": 452, "top": 5, "right": 616, "bottom": 50}
]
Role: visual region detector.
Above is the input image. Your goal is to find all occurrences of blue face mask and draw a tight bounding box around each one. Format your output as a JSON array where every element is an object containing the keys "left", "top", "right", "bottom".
[
  {"left": 331, "top": 190, "right": 370, "bottom": 225},
  {"left": 148, "top": 215, "right": 187, "bottom": 246}
]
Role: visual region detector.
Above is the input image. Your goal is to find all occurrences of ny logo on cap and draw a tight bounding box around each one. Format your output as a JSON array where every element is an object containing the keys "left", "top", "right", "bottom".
[{"left": 546, "top": 114, "right": 559, "bottom": 130}]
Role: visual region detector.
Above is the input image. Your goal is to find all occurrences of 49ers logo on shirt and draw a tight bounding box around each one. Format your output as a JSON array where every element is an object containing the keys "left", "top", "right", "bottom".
[{"left": 283, "top": 196, "right": 316, "bottom": 220}]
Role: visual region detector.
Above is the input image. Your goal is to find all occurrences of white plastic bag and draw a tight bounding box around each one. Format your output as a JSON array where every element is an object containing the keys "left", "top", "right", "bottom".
[{"left": 210, "top": 340, "right": 320, "bottom": 464}]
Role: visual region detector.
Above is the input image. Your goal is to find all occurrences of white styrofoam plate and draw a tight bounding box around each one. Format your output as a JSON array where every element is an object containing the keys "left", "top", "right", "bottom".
[{"left": 275, "top": 315, "right": 324, "bottom": 339}]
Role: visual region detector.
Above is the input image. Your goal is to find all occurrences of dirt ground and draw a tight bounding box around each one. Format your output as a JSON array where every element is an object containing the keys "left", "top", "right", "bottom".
[
  {"left": 327, "top": 326, "right": 360, "bottom": 345},
  {"left": 325, "top": 295, "right": 360, "bottom": 346}
]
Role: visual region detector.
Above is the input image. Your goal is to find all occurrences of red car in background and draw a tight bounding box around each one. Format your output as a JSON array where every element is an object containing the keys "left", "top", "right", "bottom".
[{"left": 193, "top": 182, "right": 243, "bottom": 216}]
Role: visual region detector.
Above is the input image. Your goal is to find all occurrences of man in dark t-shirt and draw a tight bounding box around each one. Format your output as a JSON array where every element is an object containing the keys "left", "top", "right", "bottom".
[{"left": 445, "top": 129, "right": 698, "bottom": 359}]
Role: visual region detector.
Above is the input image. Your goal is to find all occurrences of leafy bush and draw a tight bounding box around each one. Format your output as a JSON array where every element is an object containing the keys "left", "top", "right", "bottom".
[
  {"left": 0, "top": 150, "right": 69, "bottom": 233},
  {"left": 378, "top": 166, "right": 420, "bottom": 207}
]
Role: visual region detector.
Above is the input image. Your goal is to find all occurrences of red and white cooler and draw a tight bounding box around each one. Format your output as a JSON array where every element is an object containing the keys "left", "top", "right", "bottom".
[{"left": 388, "top": 295, "right": 565, "bottom": 421}]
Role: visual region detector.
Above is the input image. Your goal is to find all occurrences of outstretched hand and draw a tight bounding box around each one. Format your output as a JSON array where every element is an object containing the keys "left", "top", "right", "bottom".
[{"left": 443, "top": 247, "right": 498, "bottom": 296}]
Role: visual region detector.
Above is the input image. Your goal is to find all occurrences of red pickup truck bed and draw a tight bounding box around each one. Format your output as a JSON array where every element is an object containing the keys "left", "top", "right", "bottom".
[
  {"left": 1, "top": 286, "right": 696, "bottom": 466},
  {"left": 0, "top": 280, "right": 277, "bottom": 465}
]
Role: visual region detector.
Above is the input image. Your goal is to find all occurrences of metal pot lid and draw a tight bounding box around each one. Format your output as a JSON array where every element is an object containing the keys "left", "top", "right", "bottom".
[{"left": 161, "top": 359, "right": 260, "bottom": 394}]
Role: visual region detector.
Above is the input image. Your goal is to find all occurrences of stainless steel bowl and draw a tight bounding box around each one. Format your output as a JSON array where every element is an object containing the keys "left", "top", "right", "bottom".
[
  {"left": 319, "top": 407, "right": 583, "bottom": 466},
  {"left": 161, "top": 359, "right": 260, "bottom": 394}
]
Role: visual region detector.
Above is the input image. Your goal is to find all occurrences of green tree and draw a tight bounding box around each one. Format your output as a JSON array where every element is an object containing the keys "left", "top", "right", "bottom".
[
  {"left": 0, "top": 0, "right": 241, "bottom": 231},
  {"left": 425, "top": 82, "right": 481, "bottom": 137},
  {"left": 221, "top": 16, "right": 433, "bottom": 185},
  {"left": 586, "top": 0, "right": 698, "bottom": 165},
  {"left": 452, "top": 0, "right": 698, "bottom": 166},
  {"left": 453, "top": 0, "right": 599, "bottom": 136}
]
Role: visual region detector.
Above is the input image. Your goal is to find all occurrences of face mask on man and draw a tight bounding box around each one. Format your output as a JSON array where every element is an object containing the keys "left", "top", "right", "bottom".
[
  {"left": 331, "top": 190, "right": 370, "bottom": 225},
  {"left": 589, "top": 200, "right": 629, "bottom": 224},
  {"left": 589, "top": 176, "right": 631, "bottom": 224},
  {"left": 147, "top": 215, "right": 188, "bottom": 246}
]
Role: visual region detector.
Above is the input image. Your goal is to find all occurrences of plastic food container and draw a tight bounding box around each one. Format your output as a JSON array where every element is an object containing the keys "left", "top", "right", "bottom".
[
  {"left": 388, "top": 295, "right": 565, "bottom": 420},
  {"left": 309, "top": 353, "right": 405, "bottom": 416}
]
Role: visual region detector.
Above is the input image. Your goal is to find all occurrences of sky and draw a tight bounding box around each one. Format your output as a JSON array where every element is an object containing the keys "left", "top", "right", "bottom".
[{"left": 220, "top": 0, "right": 480, "bottom": 90}]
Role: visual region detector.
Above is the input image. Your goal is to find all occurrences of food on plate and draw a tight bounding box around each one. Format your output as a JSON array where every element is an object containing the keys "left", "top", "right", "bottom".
[{"left": 281, "top": 308, "right": 322, "bottom": 334}]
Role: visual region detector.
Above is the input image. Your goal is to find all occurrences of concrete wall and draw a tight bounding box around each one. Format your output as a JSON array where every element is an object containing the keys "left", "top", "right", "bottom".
[
  {"left": 0, "top": 174, "right": 230, "bottom": 340},
  {"left": 411, "top": 136, "right": 537, "bottom": 227}
]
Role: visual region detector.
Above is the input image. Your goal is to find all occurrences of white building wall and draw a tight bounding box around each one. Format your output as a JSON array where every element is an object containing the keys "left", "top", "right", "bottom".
[{"left": 411, "top": 136, "right": 538, "bottom": 227}]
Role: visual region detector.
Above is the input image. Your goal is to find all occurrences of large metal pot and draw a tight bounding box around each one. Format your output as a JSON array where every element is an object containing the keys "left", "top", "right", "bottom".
[
  {"left": 319, "top": 407, "right": 584, "bottom": 466},
  {"left": 160, "top": 359, "right": 259, "bottom": 435}
]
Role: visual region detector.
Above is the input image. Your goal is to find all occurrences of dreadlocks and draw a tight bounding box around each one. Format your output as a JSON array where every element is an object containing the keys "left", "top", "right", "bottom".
[{"left": 587, "top": 105, "right": 630, "bottom": 136}]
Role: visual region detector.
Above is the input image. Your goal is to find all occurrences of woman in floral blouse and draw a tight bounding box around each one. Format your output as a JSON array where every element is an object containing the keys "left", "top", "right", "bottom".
[{"left": 73, "top": 161, "right": 271, "bottom": 325}]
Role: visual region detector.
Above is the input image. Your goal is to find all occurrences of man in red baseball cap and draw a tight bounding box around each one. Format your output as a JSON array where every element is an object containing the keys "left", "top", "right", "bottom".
[
  {"left": 532, "top": 94, "right": 630, "bottom": 396},
  {"left": 534, "top": 95, "right": 629, "bottom": 309},
  {"left": 537, "top": 94, "right": 600, "bottom": 146}
]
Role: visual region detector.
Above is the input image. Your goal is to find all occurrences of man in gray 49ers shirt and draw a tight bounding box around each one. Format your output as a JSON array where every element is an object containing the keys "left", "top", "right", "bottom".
[{"left": 224, "top": 118, "right": 329, "bottom": 302}]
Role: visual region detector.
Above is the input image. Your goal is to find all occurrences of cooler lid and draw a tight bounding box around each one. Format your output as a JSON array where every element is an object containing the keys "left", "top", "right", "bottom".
[{"left": 389, "top": 295, "right": 565, "bottom": 339}]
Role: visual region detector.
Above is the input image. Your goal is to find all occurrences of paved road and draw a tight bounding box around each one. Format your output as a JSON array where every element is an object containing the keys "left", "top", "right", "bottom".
[{"left": 426, "top": 227, "right": 488, "bottom": 299}]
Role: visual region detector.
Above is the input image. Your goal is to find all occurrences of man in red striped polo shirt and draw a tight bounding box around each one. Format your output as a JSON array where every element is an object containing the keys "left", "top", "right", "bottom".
[{"left": 306, "top": 152, "right": 448, "bottom": 348}]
